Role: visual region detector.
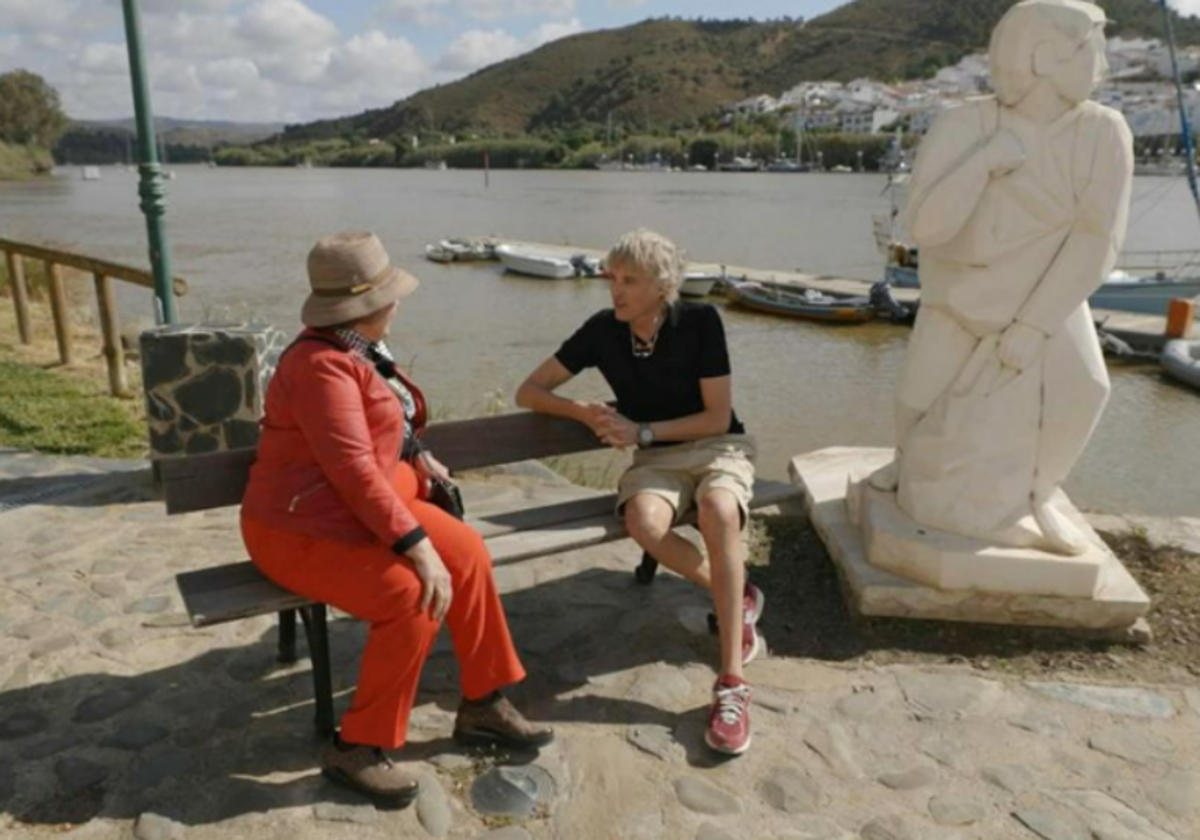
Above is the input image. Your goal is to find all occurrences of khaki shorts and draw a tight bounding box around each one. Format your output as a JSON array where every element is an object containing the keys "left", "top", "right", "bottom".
[{"left": 617, "top": 434, "right": 757, "bottom": 527}]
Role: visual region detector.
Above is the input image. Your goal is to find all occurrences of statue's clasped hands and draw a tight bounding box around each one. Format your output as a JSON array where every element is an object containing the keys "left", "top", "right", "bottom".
[
  {"left": 986, "top": 129, "right": 1026, "bottom": 178},
  {"left": 998, "top": 321, "right": 1048, "bottom": 373}
]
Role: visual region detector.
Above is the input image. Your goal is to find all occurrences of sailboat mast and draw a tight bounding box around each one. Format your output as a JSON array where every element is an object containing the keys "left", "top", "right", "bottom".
[{"left": 1160, "top": 0, "right": 1200, "bottom": 228}]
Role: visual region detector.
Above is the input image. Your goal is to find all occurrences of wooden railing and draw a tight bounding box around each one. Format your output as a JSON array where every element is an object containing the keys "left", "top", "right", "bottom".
[{"left": 0, "top": 237, "right": 189, "bottom": 397}]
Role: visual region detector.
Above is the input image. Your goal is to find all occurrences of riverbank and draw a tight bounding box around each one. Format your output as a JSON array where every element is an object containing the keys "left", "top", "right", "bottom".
[
  {"left": 0, "top": 141, "right": 53, "bottom": 180},
  {"left": 0, "top": 299, "right": 145, "bottom": 458}
]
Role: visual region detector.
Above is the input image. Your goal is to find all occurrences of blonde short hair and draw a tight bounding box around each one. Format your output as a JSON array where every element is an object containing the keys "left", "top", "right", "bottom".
[
  {"left": 990, "top": 0, "right": 1105, "bottom": 106},
  {"left": 607, "top": 229, "right": 686, "bottom": 304}
]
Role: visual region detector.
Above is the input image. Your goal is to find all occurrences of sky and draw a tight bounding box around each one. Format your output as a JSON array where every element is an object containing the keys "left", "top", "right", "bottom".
[{"left": 1, "top": 0, "right": 1199, "bottom": 126}]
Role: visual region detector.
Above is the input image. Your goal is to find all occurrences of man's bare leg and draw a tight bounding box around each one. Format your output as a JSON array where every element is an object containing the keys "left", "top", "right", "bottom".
[{"left": 624, "top": 494, "right": 711, "bottom": 589}]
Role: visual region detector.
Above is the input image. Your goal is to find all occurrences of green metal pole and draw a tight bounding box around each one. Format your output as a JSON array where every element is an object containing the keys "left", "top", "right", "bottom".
[{"left": 120, "top": 0, "right": 177, "bottom": 325}]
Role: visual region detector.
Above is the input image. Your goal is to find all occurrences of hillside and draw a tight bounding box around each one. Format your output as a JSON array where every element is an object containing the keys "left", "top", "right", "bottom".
[
  {"left": 279, "top": 0, "right": 1200, "bottom": 143},
  {"left": 57, "top": 118, "right": 283, "bottom": 165}
]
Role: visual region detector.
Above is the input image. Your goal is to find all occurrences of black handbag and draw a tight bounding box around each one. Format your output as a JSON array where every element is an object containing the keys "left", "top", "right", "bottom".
[{"left": 424, "top": 471, "right": 465, "bottom": 520}]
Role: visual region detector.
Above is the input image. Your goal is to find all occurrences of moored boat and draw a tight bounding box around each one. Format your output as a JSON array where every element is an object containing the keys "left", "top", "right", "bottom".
[
  {"left": 880, "top": 237, "right": 1200, "bottom": 317},
  {"left": 726, "top": 281, "right": 875, "bottom": 323},
  {"left": 424, "top": 238, "right": 498, "bottom": 264},
  {"left": 1088, "top": 273, "right": 1200, "bottom": 316},
  {"left": 681, "top": 272, "right": 720, "bottom": 298},
  {"left": 1161, "top": 339, "right": 1200, "bottom": 391},
  {"left": 495, "top": 244, "right": 578, "bottom": 279},
  {"left": 717, "top": 157, "right": 762, "bottom": 173}
]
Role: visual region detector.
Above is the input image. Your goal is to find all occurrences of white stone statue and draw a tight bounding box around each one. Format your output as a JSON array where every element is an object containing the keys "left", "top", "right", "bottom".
[{"left": 872, "top": 0, "right": 1133, "bottom": 557}]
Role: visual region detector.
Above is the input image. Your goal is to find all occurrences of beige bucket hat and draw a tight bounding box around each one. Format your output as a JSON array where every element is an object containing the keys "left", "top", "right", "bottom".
[{"left": 301, "top": 231, "right": 419, "bottom": 328}]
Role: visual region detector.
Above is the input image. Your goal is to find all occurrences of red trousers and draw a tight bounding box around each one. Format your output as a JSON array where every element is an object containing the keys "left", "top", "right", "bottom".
[{"left": 241, "top": 461, "right": 526, "bottom": 749}]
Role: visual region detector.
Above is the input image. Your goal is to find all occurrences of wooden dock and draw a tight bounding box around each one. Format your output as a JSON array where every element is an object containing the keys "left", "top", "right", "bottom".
[
  {"left": 466, "top": 238, "right": 921, "bottom": 305},
  {"left": 458, "top": 238, "right": 1189, "bottom": 354},
  {"left": 1093, "top": 309, "right": 1179, "bottom": 356}
]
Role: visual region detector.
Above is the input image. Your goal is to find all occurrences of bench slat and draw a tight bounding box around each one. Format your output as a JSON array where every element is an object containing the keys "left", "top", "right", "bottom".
[
  {"left": 160, "top": 448, "right": 256, "bottom": 514},
  {"left": 177, "top": 479, "right": 798, "bottom": 628},
  {"left": 422, "top": 413, "right": 599, "bottom": 472},
  {"left": 181, "top": 574, "right": 314, "bottom": 627},
  {"left": 160, "top": 412, "right": 601, "bottom": 515},
  {"left": 470, "top": 495, "right": 613, "bottom": 538}
]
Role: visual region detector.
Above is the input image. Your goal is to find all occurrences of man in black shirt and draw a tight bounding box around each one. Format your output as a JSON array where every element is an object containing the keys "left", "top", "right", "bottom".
[{"left": 516, "top": 229, "right": 762, "bottom": 756}]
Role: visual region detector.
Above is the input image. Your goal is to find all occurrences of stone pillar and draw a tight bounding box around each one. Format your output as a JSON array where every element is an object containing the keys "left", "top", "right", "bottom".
[{"left": 140, "top": 324, "right": 288, "bottom": 460}]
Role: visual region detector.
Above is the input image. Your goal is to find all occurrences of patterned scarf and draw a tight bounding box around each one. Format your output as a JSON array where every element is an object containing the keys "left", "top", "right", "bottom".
[{"left": 334, "top": 329, "right": 417, "bottom": 451}]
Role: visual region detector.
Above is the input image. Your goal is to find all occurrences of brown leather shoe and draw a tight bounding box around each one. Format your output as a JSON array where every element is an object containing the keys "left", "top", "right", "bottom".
[
  {"left": 453, "top": 695, "right": 554, "bottom": 750},
  {"left": 320, "top": 743, "right": 420, "bottom": 805}
]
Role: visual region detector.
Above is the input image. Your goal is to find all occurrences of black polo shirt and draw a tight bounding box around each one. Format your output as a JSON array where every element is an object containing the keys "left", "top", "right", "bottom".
[{"left": 555, "top": 302, "right": 746, "bottom": 436}]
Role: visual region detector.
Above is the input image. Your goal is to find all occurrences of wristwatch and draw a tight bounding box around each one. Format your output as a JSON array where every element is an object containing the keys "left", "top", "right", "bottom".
[{"left": 637, "top": 423, "right": 655, "bottom": 448}]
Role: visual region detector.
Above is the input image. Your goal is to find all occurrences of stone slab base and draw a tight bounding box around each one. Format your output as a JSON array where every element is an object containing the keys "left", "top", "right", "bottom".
[
  {"left": 850, "top": 480, "right": 1107, "bottom": 599},
  {"left": 789, "top": 447, "right": 1151, "bottom": 631}
]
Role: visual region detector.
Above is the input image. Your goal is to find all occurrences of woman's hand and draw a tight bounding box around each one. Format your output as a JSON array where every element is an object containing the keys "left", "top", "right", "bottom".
[
  {"left": 417, "top": 451, "right": 452, "bottom": 484},
  {"left": 406, "top": 538, "right": 453, "bottom": 622},
  {"left": 596, "top": 412, "right": 639, "bottom": 450}
]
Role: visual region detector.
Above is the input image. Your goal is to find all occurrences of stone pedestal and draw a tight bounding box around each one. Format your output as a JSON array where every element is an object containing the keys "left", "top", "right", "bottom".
[
  {"left": 140, "top": 324, "right": 288, "bottom": 461},
  {"left": 789, "top": 447, "right": 1150, "bottom": 632}
]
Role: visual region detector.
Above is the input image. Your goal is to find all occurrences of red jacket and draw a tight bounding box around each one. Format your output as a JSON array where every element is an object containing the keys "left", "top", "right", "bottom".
[{"left": 242, "top": 329, "right": 428, "bottom": 551}]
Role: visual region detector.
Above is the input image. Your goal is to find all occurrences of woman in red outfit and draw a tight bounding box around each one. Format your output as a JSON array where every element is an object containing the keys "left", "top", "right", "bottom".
[{"left": 241, "top": 231, "right": 552, "bottom": 805}]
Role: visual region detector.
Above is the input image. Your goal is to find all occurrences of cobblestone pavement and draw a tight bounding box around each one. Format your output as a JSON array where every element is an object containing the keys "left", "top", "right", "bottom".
[{"left": 0, "top": 451, "right": 1197, "bottom": 840}]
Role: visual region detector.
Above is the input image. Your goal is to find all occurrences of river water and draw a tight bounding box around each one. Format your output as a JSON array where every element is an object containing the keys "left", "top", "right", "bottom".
[{"left": 2, "top": 167, "right": 1198, "bottom": 516}]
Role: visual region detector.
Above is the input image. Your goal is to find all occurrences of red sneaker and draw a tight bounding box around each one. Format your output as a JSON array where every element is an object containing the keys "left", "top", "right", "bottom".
[
  {"left": 705, "top": 675, "right": 752, "bottom": 755},
  {"left": 742, "top": 583, "right": 765, "bottom": 665}
]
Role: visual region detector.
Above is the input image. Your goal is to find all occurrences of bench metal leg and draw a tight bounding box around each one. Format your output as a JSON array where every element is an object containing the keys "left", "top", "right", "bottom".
[
  {"left": 635, "top": 552, "right": 659, "bottom": 585},
  {"left": 277, "top": 609, "right": 298, "bottom": 664},
  {"left": 300, "top": 604, "right": 336, "bottom": 736}
]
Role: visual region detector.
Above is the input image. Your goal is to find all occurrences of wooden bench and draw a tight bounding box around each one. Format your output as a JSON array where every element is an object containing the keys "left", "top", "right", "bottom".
[{"left": 161, "top": 411, "right": 798, "bottom": 734}]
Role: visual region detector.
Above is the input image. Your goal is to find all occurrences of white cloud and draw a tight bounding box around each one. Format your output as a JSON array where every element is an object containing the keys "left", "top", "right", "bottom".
[
  {"left": 437, "top": 16, "right": 582, "bottom": 73},
  {"left": 374, "top": 0, "right": 450, "bottom": 27},
  {"left": 438, "top": 28, "right": 522, "bottom": 72},
  {"left": 530, "top": 17, "right": 584, "bottom": 47},
  {"left": 456, "top": 0, "right": 575, "bottom": 23},
  {"left": 320, "top": 30, "right": 428, "bottom": 114},
  {"left": 140, "top": 0, "right": 240, "bottom": 12},
  {"left": 515, "top": 0, "right": 576, "bottom": 17},
  {"left": 0, "top": 0, "right": 585, "bottom": 123},
  {"left": 235, "top": 0, "right": 338, "bottom": 49},
  {"left": 147, "top": 12, "right": 241, "bottom": 60},
  {"left": 0, "top": 0, "right": 112, "bottom": 33},
  {"left": 198, "top": 57, "right": 261, "bottom": 90},
  {"left": 1173, "top": 0, "right": 1200, "bottom": 17},
  {"left": 235, "top": 0, "right": 338, "bottom": 85},
  {"left": 78, "top": 43, "right": 129, "bottom": 76}
]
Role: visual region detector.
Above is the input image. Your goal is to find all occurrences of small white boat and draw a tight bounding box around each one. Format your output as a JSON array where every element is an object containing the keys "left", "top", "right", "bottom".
[
  {"left": 1162, "top": 339, "right": 1200, "bottom": 391},
  {"left": 766, "top": 160, "right": 811, "bottom": 174},
  {"left": 424, "top": 238, "right": 497, "bottom": 264},
  {"left": 82, "top": 166, "right": 101, "bottom": 181},
  {"left": 681, "top": 272, "right": 720, "bottom": 298},
  {"left": 495, "top": 244, "right": 577, "bottom": 279},
  {"left": 718, "top": 157, "right": 761, "bottom": 173}
]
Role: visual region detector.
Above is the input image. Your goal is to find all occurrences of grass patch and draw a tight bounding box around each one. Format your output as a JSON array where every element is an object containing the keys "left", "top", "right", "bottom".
[
  {"left": 0, "top": 257, "right": 51, "bottom": 300},
  {"left": 0, "top": 347, "right": 145, "bottom": 458},
  {"left": 0, "top": 140, "right": 53, "bottom": 181}
]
